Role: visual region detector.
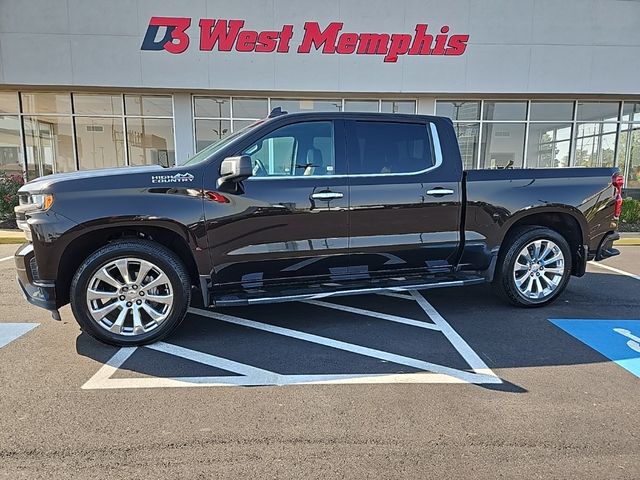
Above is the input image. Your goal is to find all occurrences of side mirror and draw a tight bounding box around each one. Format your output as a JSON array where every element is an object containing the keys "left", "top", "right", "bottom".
[{"left": 217, "top": 155, "right": 252, "bottom": 187}]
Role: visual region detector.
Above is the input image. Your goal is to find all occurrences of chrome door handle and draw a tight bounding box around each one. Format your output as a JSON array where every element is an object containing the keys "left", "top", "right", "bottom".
[
  {"left": 426, "top": 188, "right": 455, "bottom": 196},
  {"left": 311, "top": 191, "right": 344, "bottom": 200}
]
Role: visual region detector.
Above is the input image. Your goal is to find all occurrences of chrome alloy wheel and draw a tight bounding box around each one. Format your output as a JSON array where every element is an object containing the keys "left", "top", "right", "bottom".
[
  {"left": 512, "top": 239, "right": 566, "bottom": 301},
  {"left": 86, "top": 257, "right": 174, "bottom": 336}
]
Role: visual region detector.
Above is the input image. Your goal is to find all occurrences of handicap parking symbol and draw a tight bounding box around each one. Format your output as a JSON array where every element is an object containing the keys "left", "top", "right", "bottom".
[{"left": 550, "top": 319, "right": 640, "bottom": 378}]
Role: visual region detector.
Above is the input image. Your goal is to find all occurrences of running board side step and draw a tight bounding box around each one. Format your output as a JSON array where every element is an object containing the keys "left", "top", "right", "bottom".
[{"left": 211, "top": 276, "right": 486, "bottom": 307}]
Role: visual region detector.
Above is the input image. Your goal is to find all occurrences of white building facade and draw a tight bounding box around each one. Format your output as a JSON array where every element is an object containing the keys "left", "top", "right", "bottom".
[{"left": 1, "top": 0, "right": 639, "bottom": 191}]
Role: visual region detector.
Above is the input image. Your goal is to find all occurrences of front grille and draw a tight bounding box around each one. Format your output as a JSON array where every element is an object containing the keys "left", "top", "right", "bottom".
[{"left": 29, "top": 256, "right": 41, "bottom": 282}]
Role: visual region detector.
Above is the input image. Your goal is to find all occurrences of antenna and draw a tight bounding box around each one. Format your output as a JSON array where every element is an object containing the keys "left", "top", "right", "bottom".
[{"left": 268, "top": 107, "right": 288, "bottom": 118}]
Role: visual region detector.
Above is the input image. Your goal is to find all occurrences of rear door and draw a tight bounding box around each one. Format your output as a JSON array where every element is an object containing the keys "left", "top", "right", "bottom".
[
  {"left": 205, "top": 118, "right": 351, "bottom": 289},
  {"left": 346, "top": 117, "right": 462, "bottom": 278}
]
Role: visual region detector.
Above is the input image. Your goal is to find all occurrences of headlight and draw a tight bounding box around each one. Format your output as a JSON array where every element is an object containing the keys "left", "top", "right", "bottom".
[{"left": 30, "top": 193, "right": 54, "bottom": 210}]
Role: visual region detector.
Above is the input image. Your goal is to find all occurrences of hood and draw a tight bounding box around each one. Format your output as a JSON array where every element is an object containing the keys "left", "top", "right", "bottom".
[{"left": 19, "top": 165, "right": 199, "bottom": 194}]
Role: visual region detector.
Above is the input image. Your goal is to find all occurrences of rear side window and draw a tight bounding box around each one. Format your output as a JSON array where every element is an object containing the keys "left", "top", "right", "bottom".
[{"left": 348, "top": 121, "right": 433, "bottom": 175}]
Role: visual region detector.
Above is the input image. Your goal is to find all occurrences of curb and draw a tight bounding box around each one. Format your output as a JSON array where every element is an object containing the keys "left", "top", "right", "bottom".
[
  {"left": 0, "top": 237, "right": 25, "bottom": 245},
  {"left": 615, "top": 238, "right": 640, "bottom": 246}
]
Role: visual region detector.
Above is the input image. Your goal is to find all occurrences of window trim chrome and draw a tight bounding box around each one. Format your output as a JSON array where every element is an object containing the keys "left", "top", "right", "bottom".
[{"left": 248, "top": 121, "right": 443, "bottom": 181}]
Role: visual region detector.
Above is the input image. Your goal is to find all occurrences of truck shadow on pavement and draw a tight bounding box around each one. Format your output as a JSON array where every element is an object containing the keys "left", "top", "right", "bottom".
[{"left": 75, "top": 271, "right": 638, "bottom": 394}]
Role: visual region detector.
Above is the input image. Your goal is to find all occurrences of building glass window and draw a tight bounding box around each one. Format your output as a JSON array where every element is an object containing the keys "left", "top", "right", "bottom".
[
  {"left": 74, "top": 117, "right": 125, "bottom": 170},
  {"left": 0, "top": 116, "right": 23, "bottom": 176},
  {"left": 194, "top": 97, "right": 231, "bottom": 118},
  {"left": 23, "top": 116, "right": 75, "bottom": 176},
  {"left": 480, "top": 123, "right": 526, "bottom": 169},
  {"left": 271, "top": 98, "right": 342, "bottom": 113},
  {"left": 344, "top": 100, "right": 379, "bottom": 112},
  {"left": 0, "top": 92, "right": 19, "bottom": 114},
  {"left": 195, "top": 119, "right": 232, "bottom": 153},
  {"left": 380, "top": 100, "right": 417, "bottom": 114},
  {"left": 436, "top": 101, "right": 480, "bottom": 121},
  {"left": 123, "top": 95, "right": 174, "bottom": 167},
  {"left": 529, "top": 102, "right": 574, "bottom": 121},
  {"left": 622, "top": 102, "right": 640, "bottom": 123},
  {"left": 618, "top": 122, "right": 640, "bottom": 188},
  {"left": 453, "top": 123, "right": 479, "bottom": 170},
  {"left": 527, "top": 122, "right": 572, "bottom": 168},
  {"left": 577, "top": 101, "right": 620, "bottom": 122},
  {"left": 21, "top": 92, "right": 72, "bottom": 115},
  {"left": 482, "top": 101, "right": 527, "bottom": 121},
  {"left": 574, "top": 122, "right": 617, "bottom": 168},
  {"left": 124, "top": 95, "right": 173, "bottom": 117},
  {"left": 126, "top": 118, "right": 174, "bottom": 167},
  {"left": 231, "top": 98, "right": 268, "bottom": 118},
  {"left": 73, "top": 94, "right": 122, "bottom": 116}
]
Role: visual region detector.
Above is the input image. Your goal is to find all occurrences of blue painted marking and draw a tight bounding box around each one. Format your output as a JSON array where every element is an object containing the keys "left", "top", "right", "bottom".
[
  {"left": 0, "top": 323, "right": 39, "bottom": 349},
  {"left": 550, "top": 319, "right": 640, "bottom": 378}
]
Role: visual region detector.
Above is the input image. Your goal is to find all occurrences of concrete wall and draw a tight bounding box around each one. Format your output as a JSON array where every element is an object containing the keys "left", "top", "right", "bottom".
[{"left": 1, "top": 0, "right": 639, "bottom": 95}]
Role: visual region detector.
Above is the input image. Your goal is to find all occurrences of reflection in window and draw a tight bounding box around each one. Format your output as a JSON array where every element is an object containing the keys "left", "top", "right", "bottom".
[
  {"left": 0, "top": 116, "right": 23, "bottom": 175},
  {"left": 480, "top": 123, "right": 526, "bottom": 169},
  {"left": 243, "top": 121, "right": 335, "bottom": 177},
  {"left": 126, "top": 118, "right": 175, "bottom": 167},
  {"left": 453, "top": 123, "right": 479, "bottom": 169},
  {"left": 73, "top": 94, "right": 122, "bottom": 116},
  {"left": 527, "top": 123, "right": 572, "bottom": 168},
  {"left": 21, "top": 92, "right": 72, "bottom": 114},
  {"left": 23, "top": 116, "right": 75, "bottom": 176},
  {"left": 577, "top": 102, "right": 620, "bottom": 122},
  {"left": 574, "top": 123, "right": 617, "bottom": 168},
  {"left": 529, "top": 102, "right": 574, "bottom": 121},
  {"left": 124, "top": 95, "right": 173, "bottom": 117},
  {"left": 194, "top": 97, "right": 230, "bottom": 118},
  {"left": 349, "top": 122, "right": 433, "bottom": 175},
  {"left": 75, "top": 117, "right": 125, "bottom": 170},
  {"left": 618, "top": 123, "right": 640, "bottom": 188},
  {"left": 231, "top": 98, "right": 267, "bottom": 118},
  {"left": 270, "top": 99, "right": 342, "bottom": 113},
  {"left": 381, "top": 100, "right": 416, "bottom": 114},
  {"left": 344, "top": 100, "right": 379, "bottom": 112},
  {"left": 483, "top": 101, "right": 527, "bottom": 121},
  {"left": 0, "top": 92, "right": 19, "bottom": 114},
  {"left": 195, "top": 119, "right": 231, "bottom": 152},
  {"left": 436, "top": 101, "right": 480, "bottom": 121}
]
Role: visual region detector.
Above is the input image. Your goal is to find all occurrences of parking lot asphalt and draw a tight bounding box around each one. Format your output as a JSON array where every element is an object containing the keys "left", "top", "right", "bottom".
[{"left": 0, "top": 244, "right": 639, "bottom": 479}]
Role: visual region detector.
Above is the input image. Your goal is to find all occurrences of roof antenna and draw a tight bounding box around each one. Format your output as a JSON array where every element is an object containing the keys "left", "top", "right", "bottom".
[{"left": 268, "top": 107, "right": 288, "bottom": 118}]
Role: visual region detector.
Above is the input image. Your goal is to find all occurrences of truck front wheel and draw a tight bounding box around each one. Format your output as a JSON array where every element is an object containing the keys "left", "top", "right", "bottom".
[
  {"left": 495, "top": 227, "right": 572, "bottom": 307},
  {"left": 70, "top": 239, "right": 191, "bottom": 346}
]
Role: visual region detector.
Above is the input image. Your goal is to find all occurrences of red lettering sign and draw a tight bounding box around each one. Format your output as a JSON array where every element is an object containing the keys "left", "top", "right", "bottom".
[{"left": 141, "top": 18, "right": 470, "bottom": 62}]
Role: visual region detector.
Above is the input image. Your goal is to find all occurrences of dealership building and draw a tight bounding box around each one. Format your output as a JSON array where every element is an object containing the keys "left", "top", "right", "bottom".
[{"left": 0, "top": 0, "right": 639, "bottom": 192}]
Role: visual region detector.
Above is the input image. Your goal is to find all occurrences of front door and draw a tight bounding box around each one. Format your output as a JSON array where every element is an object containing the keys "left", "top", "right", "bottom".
[
  {"left": 345, "top": 118, "right": 462, "bottom": 278},
  {"left": 203, "top": 119, "right": 350, "bottom": 290}
]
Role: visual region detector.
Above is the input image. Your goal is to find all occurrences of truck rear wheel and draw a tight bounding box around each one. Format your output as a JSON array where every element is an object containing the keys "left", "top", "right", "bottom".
[
  {"left": 70, "top": 239, "right": 191, "bottom": 346},
  {"left": 495, "top": 227, "right": 572, "bottom": 307}
]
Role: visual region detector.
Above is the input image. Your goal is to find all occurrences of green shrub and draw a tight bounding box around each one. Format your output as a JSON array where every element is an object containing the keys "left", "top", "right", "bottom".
[
  {"left": 0, "top": 172, "right": 25, "bottom": 221},
  {"left": 621, "top": 197, "right": 640, "bottom": 224}
]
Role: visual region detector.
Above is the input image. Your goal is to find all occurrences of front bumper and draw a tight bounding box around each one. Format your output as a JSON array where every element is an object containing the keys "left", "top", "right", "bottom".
[{"left": 15, "top": 243, "right": 57, "bottom": 311}]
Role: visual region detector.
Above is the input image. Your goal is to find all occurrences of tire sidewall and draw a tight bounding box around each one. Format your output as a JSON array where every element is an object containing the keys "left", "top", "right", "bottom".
[
  {"left": 70, "top": 241, "right": 190, "bottom": 346},
  {"left": 500, "top": 228, "right": 572, "bottom": 307}
]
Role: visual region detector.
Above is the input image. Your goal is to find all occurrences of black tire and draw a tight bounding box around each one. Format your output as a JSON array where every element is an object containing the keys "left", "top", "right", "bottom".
[
  {"left": 494, "top": 226, "right": 572, "bottom": 308},
  {"left": 70, "top": 239, "right": 191, "bottom": 346}
]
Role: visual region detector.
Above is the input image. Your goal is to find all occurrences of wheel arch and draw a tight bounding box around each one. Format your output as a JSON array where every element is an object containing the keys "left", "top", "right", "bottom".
[
  {"left": 498, "top": 207, "right": 587, "bottom": 276},
  {"left": 55, "top": 219, "right": 202, "bottom": 307}
]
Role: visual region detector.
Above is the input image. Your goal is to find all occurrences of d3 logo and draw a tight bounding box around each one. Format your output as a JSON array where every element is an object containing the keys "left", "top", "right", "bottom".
[{"left": 141, "top": 17, "right": 191, "bottom": 54}]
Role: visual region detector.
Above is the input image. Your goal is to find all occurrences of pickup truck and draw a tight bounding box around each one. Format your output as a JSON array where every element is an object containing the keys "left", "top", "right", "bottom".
[{"left": 15, "top": 110, "right": 623, "bottom": 346}]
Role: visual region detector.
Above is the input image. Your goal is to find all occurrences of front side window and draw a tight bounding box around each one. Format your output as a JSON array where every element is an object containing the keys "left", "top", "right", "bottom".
[
  {"left": 349, "top": 121, "right": 433, "bottom": 175},
  {"left": 242, "top": 121, "right": 335, "bottom": 177}
]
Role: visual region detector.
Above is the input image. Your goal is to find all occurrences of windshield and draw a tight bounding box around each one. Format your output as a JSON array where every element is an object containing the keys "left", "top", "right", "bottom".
[{"left": 183, "top": 120, "right": 264, "bottom": 166}]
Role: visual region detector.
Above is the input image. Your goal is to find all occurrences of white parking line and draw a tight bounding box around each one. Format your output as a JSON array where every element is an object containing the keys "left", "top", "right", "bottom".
[
  {"left": 0, "top": 256, "right": 14, "bottom": 263},
  {"left": 588, "top": 261, "right": 640, "bottom": 281},
  {"left": 82, "top": 290, "right": 502, "bottom": 389},
  {"left": 304, "top": 299, "right": 441, "bottom": 331}
]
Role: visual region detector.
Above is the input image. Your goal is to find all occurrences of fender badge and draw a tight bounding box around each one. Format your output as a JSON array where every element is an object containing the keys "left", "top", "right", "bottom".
[{"left": 151, "top": 172, "right": 194, "bottom": 183}]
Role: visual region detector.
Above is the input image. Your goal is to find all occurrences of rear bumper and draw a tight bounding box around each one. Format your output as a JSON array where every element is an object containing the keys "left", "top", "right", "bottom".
[
  {"left": 595, "top": 232, "right": 621, "bottom": 261},
  {"left": 15, "top": 243, "right": 57, "bottom": 311}
]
